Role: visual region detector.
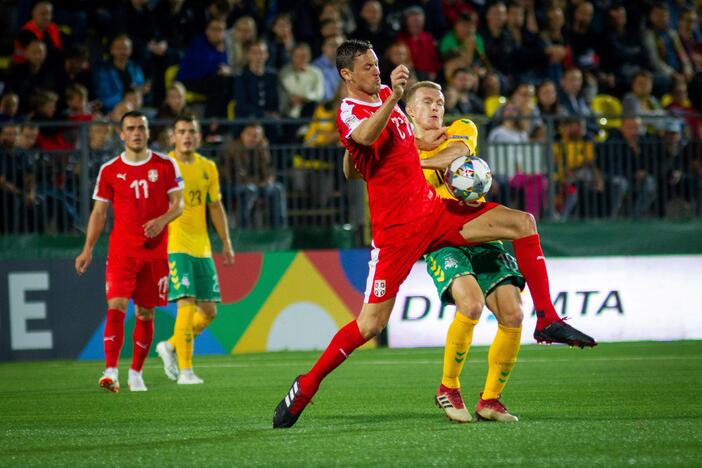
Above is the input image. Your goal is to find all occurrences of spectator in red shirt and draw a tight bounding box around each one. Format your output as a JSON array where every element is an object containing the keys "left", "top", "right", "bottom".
[
  {"left": 13, "top": 1, "right": 64, "bottom": 66},
  {"left": 395, "top": 6, "right": 440, "bottom": 81}
]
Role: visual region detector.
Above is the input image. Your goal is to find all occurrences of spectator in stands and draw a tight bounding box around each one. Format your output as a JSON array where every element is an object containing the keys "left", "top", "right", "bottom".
[
  {"left": 598, "top": 4, "right": 649, "bottom": 96},
  {"left": 176, "top": 18, "right": 233, "bottom": 118},
  {"left": 227, "top": 16, "right": 257, "bottom": 74},
  {"left": 156, "top": 82, "right": 190, "bottom": 121},
  {"left": 235, "top": 40, "right": 281, "bottom": 140},
  {"left": 444, "top": 67, "right": 483, "bottom": 115},
  {"left": 622, "top": 70, "right": 666, "bottom": 132},
  {"left": 487, "top": 104, "right": 529, "bottom": 210},
  {"left": 505, "top": 1, "right": 545, "bottom": 83},
  {"left": 440, "top": 0, "right": 476, "bottom": 28},
  {"left": 0, "top": 122, "right": 43, "bottom": 234},
  {"left": 88, "top": 119, "right": 121, "bottom": 166},
  {"left": 303, "top": 83, "right": 345, "bottom": 147},
  {"left": 63, "top": 84, "right": 92, "bottom": 122},
  {"left": 31, "top": 90, "right": 70, "bottom": 151},
  {"left": 492, "top": 82, "right": 543, "bottom": 135},
  {"left": 381, "top": 41, "right": 414, "bottom": 85},
  {"left": 681, "top": 128, "right": 702, "bottom": 216},
  {"left": 0, "top": 93, "right": 20, "bottom": 123},
  {"left": 313, "top": 36, "right": 344, "bottom": 102},
  {"left": 55, "top": 45, "right": 95, "bottom": 111},
  {"left": 558, "top": 67, "right": 597, "bottom": 137},
  {"left": 439, "top": 12, "right": 487, "bottom": 74},
  {"left": 396, "top": 6, "right": 441, "bottom": 81},
  {"left": 536, "top": 79, "right": 561, "bottom": 119},
  {"left": 221, "top": 123, "right": 287, "bottom": 228},
  {"left": 553, "top": 117, "right": 605, "bottom": 220},
  {"left": 480, "top": 71, "right": 503, "bottom": 100},
  {"left": 678, "top": 7, "right": 702, "bottom": 73},
  {"left": 93, "top": 35, "right": 147, "bottom": 113},
  {"left": 266, "top": 14, "right": 295, "bottom": 70},
  {"left": 7, "top": 40, "right": 56, "bottom": 115},
  {"left": 643, "top": 2, "right": 693, "bottom": 85},
  {"left": 568, "top": 1, "right": 602, "bottom": 100},
  {"left": 154, "top": 0, "right": 200, "bottom": 59},
  {"left": 600, "top": 117, "right": 658, "bottom": 218},
  {"left": 657, "top": 119, "right": 695, "bottom": 217},
  {"left": 352, "top": 1, "right": 395, "bottom": 57},
  {"left": 12, "top": 1, "right": 64, "bottom": 66},
  {"left": 540, "top": 4, "right": 569, "bottom": 83},
  {"left": 482, "top": 1, "right": 518, "bottom": 85},
  {"left": 318, "top": 18, "right": 344, "bottom": 45},
  {"left": 279, "top": 43, "right": 325, "bottom": 125},
  {"left": 665, "top": 75, "right": 700, "bottom": 138}
]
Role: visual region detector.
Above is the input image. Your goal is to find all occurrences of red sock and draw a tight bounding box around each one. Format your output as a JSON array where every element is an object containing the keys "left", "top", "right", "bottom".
[
  {"left": 300, "top": 321, "right": 368, "bottom": 391},
  {"left": 512, "top": 234, "right": 561, "bottom": 330},
  {"left": 104, "top": 308, "right": 125, "bottom": 368},
  {"left": 131, "top": 317, "right": 154, "bottom": 372}
]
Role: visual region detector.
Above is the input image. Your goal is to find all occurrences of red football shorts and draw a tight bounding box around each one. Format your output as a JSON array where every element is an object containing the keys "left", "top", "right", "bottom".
[
  {"left": 105, "top": 256, "right": 170, "bottom": 308},
  {"left": 364, "top": 200, "right": 499, "bottom": 303}
]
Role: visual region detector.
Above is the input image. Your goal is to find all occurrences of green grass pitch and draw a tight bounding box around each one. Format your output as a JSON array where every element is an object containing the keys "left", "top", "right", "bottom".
[{"left": 2, "top": 341, "right": 701, "bottom": 466}]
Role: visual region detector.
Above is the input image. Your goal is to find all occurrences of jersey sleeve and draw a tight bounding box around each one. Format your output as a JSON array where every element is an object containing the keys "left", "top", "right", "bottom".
[
  {"left": 207, "top": 160, "right": 222, "bottom": 204},
  {"left": 446, "top": 119, "right": 478, "bottom": 154},
  {"left": 93, "top": 164, "right": 113, "bottom": 203},
  {"left": 338, "top": 100, "right": 366, "bottom": 139},
  {"left": 166, "top": 157, "right": 185, "bottom": 193}
]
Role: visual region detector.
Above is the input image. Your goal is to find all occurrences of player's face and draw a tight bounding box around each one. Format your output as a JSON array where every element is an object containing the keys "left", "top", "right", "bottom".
[
  {"left": 407, "top": 87, "right": 445, "bottom": 130},
  {"left": 172, "top": 121, "right": 200, "bottom": 154},
  {"left": 120, "top": 116, "right": 149, "bottom": 152},
  {"left": 343, "top": 49, "right": 381, "bottom": 95}
]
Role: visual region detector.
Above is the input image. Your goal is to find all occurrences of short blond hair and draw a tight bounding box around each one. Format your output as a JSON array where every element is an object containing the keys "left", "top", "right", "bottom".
[{"left": 405, "top": 81, "right": 442, "bottom": 104}]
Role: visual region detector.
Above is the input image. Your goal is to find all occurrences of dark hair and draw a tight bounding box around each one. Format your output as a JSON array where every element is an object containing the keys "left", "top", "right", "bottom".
[
  {"left": 64, "top": 44, "right": 89, "bottom": 61},
  {"left": 172, "top": 113, "right": 200, "bottom": 130},
  {"left": 120, "top": 110, "right": 147, "bottom": 128},
  {"left": 336, "top": 39, "right": 373, "bottom": 76}
]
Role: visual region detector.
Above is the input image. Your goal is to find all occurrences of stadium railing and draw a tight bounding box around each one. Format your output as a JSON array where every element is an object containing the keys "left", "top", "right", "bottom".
[{"left": 1, "top": 115, "right": 700, "bottom": 237}]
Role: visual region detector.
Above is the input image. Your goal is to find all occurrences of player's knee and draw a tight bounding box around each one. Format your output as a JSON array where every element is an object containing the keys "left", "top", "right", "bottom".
[
  {"left": 455, "top": 297, "right": 483, "bottom": 320},
  {"left": 357, "top": 318, "right": 386, "bottom": 340},
  {"left": 515, "top": 211, "right": 537, "bottom": 238},
  {"left": 135, "top": 308, "right": 154, "bottom": 321},
  {"left": 499, "top": 304, "right": 523, "bottom": 328}
]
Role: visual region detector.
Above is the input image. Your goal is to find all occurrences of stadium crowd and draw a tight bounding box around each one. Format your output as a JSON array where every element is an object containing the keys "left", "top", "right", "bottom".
[{"left": 1, "top": 0, "right": 702, "bottom": 233}]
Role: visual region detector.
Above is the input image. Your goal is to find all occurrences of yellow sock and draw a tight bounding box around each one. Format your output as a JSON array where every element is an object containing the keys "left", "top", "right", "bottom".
[
  {"left": 174, "top": 303, "right": 197, "bottom": 370},
  {"left": 441, "top": 313, "right": 478, "bottom": 389},
  {"left": 192, "top": 309, "right": 214, "bottom": 337},
  {"left": 482, "top": 324, "right": 522, "bottom": 400}
]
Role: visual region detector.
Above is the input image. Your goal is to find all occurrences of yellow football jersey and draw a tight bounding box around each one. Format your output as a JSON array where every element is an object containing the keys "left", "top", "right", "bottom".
[
  {"left": 167, "top": 152, "right": 222, "bottom": 257},
  {"left": 419, "top": 118, "right": 479, "bottom": 200}
]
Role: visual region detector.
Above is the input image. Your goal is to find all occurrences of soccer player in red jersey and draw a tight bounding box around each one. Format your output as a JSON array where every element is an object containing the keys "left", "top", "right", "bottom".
[
  {"left": 273, "top": 40, "right": 594, "bottom": 428},
  {"left": 75, "top": 111, "right": 184, "bottom": 392}
]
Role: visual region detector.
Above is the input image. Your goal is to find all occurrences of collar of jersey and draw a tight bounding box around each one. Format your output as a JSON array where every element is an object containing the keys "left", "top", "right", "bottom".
[
  {"left": 342, "top": 96, "right": 382, "bottom": 107},
  {"left": 120, "top": 150, "right": 153, "bottom": 166}
]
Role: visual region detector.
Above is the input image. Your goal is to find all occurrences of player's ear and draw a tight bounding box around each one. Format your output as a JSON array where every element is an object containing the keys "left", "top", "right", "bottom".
[{"left": 340, "top": 67, "right": 352, "bottom": 82}]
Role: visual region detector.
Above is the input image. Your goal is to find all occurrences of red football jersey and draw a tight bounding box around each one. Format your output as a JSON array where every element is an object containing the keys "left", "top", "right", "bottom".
[
  {"left": 93, "top": 151, "right": 184, "bottom": 259},
  {"left": 337, "top": 85, "right": 440, "bottom": 237}
]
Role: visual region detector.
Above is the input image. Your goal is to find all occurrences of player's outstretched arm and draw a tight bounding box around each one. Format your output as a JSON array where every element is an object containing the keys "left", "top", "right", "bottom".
[
  {"left": 350, "top": 65, "right": 409, "bottom": 147},
  {"left": 342, "top": 150, "right": 363, "bottom": 180},
  {"left": 75, "top": 200, "right": 109, "bottom": 275},
  {"left": 419, "top": 141, "right": 470, "bottom": 170},
  {"left": 143, "top": 190, "right": 184, "bottom": 238},
  {"left": 208, "top": 200, "right": 235, "bottom": 265}
]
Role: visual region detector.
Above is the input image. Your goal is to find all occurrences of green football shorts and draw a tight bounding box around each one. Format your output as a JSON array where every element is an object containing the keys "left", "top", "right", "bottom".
[
  {"left": 425, "top": 243, "right": 525, "bottom": 305},
  {"left": 167, "top": 253, "right": 221, "bottom": 302}
]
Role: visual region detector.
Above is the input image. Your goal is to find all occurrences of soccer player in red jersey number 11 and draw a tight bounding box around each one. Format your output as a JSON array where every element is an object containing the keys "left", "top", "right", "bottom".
[{"left": 75, "top": 111, "right": 184, "bottom": 393}]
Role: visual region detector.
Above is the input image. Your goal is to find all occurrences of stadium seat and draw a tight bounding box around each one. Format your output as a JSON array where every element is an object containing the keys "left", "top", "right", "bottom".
[
  {"left": 591, "top": 94, "right": 622, "bottom": 129},
  {"left": 485, "top": 96, "right": 507, "bottom": 117},
  {"left": 164, "top": 64, "right": 206, "bottom": 104},
  {"left": 227, "top": 100, "right": 235, "bottom": 120},
  {"left": 0, "top": 56, "right": 10, "bottom": 70},
  {"left": 661, "top": 94, "right": 692, "bottom": 108}
]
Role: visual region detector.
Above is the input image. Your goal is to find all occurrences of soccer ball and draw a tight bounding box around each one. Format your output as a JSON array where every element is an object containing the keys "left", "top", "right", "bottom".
[{"left": 444, "top": 156, "right": 493, "bottom": 202}]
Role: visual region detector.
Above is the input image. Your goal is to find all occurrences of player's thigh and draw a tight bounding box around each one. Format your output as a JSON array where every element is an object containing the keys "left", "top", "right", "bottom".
[
  {"left": 486, "top": 283, "right": 524, "bottom": 328},
  {"left": 356, "top": 298, "right": 396, "bottom": 340},
  {"left": 196, "top": 301, "right": 217, "bottom": 319},
  {"left": 168, "top": 253, "right": 196, "bottom": 303},
  {"left": 133, "top": 258, "right": 169, "bottom": 311},
  {"left": 105, "top": 256, "right": 139, "bottom": 308},
  {"left": 425, "top": 246, "right": 479, "bottom": 315},
  {"left": 459, "top": 205, "right": 537, "bottom": 243}
]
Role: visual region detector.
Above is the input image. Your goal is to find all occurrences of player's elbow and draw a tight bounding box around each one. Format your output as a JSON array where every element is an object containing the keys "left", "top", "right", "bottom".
[{"left": 515, "top": 211, "right": 537, "bottom": 238}]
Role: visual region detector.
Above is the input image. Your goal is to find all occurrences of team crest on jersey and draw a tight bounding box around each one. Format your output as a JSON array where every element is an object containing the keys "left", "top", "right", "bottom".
[
  {"left": 373, "top": 280, "right": 386, "bottom": 298},
  {"left": 444, "top": 256, "right": 458, "bottom": 269},
  {"left": 148, "top": 169, "right": 158, "bottom": 182}
]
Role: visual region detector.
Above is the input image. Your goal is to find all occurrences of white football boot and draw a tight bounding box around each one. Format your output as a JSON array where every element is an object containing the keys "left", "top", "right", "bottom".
[
  {"left": 98, "top": 367, "right": 120, "bottom": 393},
  {"left": 156, "top": 341, "right": 179, "bottom": 381},
  {"left": 128, "top": 369, "right": 148, "bottom": 392},
  {"left": 177, "top": 368, "right": 204, "bottom": 385}
]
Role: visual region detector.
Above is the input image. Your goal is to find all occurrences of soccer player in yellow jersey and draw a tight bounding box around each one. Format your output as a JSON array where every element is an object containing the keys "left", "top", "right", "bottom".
[
  {"left": 156, "top": 115, "right": 235, "bottom": 384},
  {"left": 405, "top": 81, "right": 527, "bottom": 422}
]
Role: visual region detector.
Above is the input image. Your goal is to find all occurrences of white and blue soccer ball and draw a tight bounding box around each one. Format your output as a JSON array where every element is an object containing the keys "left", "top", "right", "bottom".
[{"left": 444, "top": 156, "right": 493, "bottom": 202}]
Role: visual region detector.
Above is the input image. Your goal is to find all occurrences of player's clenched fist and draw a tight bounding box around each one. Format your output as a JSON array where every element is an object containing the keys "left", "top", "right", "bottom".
[
  {"left": 75, "top": 249, "right": 92, "bottom": 275},
  {"left": 390, "top": 64, "right": 410, "bottom": 100}
]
